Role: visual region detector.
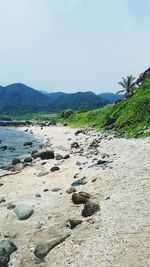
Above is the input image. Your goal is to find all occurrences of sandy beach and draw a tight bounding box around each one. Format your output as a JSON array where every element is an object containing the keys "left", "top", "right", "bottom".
[{"left": 0, "top": 125, "right": 150, "bottom": 267}]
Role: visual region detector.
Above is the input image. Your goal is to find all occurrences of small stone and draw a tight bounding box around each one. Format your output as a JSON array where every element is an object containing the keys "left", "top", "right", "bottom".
[
  {"left": 55, "top": 154, "right": 63, "bottom": 160},
  {"left": 0, "top": 183, "right": 3, "bottom": 187},
  {"left": 97, "top": 159, "right": 108, "bottom": 165},
  {"left": 72, "top": 192, "right": 91, "bottom": 204},
  {"left": 50, "top": 166, "right": 60, "bottom": 172},
  {"left": 35, "top": 194, "right": 42, "bottom": 198},
  {"left": 37, "top": 171, "right": 49, "bottom": 177},
  {"left": 13, "top": 204, "right": 34, "bottom": 220},
  {"left": 66, "top": 187, "right": 76, "bottom": 194},
  {"left": 92, "top": 178, "right": 97, "bottom": 182},
  {"left": 43, "top": 189, "right": 49, "bottom": 192},
  {"left": 12, "top": 158, "right": 21, "bottom": 165},
  {"left": 7, "top": 203, "right": 16, "bottom": 210},
  {"left": 82, "top": 201, "right": 100, "bottom": 217},
  {"left": 24, "top": 157, "right": 32, "bottom": 163},
  {"left": 71, "top": 178, "right": 87, "bottom": 187},
  {"left": 63, "top": 154, "right": 70, "bottom": 159},
  {"left": 52, "top": 188, "right": 61, "bottom": 192},
  {"left": 71, "top": 142, "right": 79, "bottom": 149},
  {"left": 23, "top": 141, "right": 33, "bottom": 146},
  {"left": 76, "top": 161, "right": 81, "bottom": 166},
  {"left": 0, "top": 197, "right": 6, "bottom": 204},
  {"left": 65, "top": 219, "right": 83, "bottom": 229}
]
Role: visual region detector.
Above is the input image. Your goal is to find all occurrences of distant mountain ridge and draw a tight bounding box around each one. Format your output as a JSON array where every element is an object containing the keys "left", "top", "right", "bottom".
[
  {"left": 0, "top": 83, "right": 110, "bottom": 115},
  {"left": 98, "top": 92, "right": 124, "bottom": 102}
]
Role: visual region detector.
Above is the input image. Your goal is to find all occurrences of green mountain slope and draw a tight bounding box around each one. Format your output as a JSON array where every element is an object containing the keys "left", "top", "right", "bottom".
[{"left": 64, "top": 79, "right": 150, "bottom": 137}]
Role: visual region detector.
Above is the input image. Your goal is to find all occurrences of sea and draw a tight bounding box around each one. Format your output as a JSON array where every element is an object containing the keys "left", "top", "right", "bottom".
[{"left": 0, "top": 126, "right": 41, "bottom": 169}]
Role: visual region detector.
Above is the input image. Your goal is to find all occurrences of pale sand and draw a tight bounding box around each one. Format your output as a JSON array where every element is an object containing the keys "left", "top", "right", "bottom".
[{"left": 0, "top": 125, "right": 150, "bottom": 267}]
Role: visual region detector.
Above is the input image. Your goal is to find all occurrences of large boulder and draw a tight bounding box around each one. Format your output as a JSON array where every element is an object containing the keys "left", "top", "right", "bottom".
[{"left": 13, "top": 204, "right": 34, "bottom": 220}]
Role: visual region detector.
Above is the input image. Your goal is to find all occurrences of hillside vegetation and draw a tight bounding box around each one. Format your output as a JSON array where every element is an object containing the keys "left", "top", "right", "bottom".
[{"left": 64, "top": 79, "right": 150, "bottom": 137}]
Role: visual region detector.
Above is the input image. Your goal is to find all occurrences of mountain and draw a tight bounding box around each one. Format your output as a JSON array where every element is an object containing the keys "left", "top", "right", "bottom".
[
  {"left": 98, "top": 92, "right": 124, "bottom": 102},
  {"left": 63, "top": 78, "right": 150, "bottom": 137},
  {"left": 0, "top": 83, "right": 109, "bottom": 115}
]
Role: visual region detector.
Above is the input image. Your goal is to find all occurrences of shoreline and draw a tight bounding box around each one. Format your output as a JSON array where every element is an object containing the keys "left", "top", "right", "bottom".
[{"left": 0, "top": 125, "right": 150, "bottom": 266}]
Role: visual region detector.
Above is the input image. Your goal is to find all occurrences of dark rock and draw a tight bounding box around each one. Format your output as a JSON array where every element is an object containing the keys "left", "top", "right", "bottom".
[
  {"left": 35, "top": 194, "right": 42, "bottom": 198},
  {"left": 13, "top": 204, "right": 34, "bottom": 220},
  {"left": 76, "top": 161, "right": 81, "bottom": 166},
  {"left": 82, "top": 201, "right": 100, "bottom": 217},
  {"left": 75, "top": 129, "right": 85, "bottom": 136},
  {"left": 24, "top": 157, "right": 32, "bottom": 163},
  {"left": 39, "top": 150, "right": 54, "bottom": 160},
  {"left": 71, "top": 177, "right": 87, "bottom": 187},
  {"left": 34, "top": 234, "right": 70, "bottom": 259},
  {"left": 66, "top": 187, "right": 76, "bottom": 194},
  {"left": 71, "top": 142, "right": 79, "bottom": 149},
  {"left": 23, "top": 141, "right": 33, "bottom": 146},
  {"left": 0, "top": 145, "right": 7, "bottom": 151},
  {"left": 72, "top": 192, "right": 91, "bottom": 204},
  {"left": 105, "top": 116, "right": 116, "bottom": 126},
  {"left": 63, "top": 154, "right": 70, "bottom": 159},
  {"left": 43, "top": 189, "right": 49, "bottom": 192},
  {"left": 0, "top": 183, "right": 3, "bottom": 187},
  {"left": 97, "top": 159, "right": 108, "bottom": 165},
  {"left": 7, "top": 203, "right": 16, "bottom": 210},
  {"left": 52, "top": 188, "right": 61, "bottom": 192},
  {"left": 0, "top": 197, "right": 6, "bottom": 204},
  {"left": 50, "top": 166, "right": 60, "bottom": 172},
  {"left": 0, "top": 240, "right": 17, "bottom": 267},
  {"left": 12, "top": 158, "right": 21, "bottom": 165},
  {"left": 65, "top": 219, "right": 83, "bottom": 229},
  {"left": 31, "top": 150, "right": 39, "bottom": 158}
]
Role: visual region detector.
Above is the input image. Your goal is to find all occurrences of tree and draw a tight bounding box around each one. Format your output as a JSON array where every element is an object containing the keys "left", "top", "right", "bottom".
[{"left": 117, "top": 75, "right": 136, "bottom": 97}]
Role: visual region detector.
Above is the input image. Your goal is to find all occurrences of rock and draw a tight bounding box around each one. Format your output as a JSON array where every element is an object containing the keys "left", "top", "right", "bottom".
[
  {"left": 105, "top": 116, "right": 116, "bottom": 126},
  {"left": 0, "top": 183, "right": 3, "bottom": 187},
  {"left": 37, "top": 171, "right": 49, "bottom": 177},
  {"left": 23, "top": 141, "right": 33, "bottom": 146},
  {"left": 71, "top": 177, "right": 87, "bottom": 187},
  {"left": 35, "top": 194, "right": 41, "bottom": 198},
  {"left": 75, "top": 129, "right": 85, "bottom": 136},
  {"left": 0, "top": 197, "right": 6, "bottom": 204},
  {"left": 0, "top": 240, "right": 17, "bottom": 267},
  {"left": 0, "top": 145, "right": 7, "bottom": 151},
  {"left": 76, "top": 161, "right": 81, "bottom": 166},
  {"left": 82, "top": 201, "right": 100, "bottom": 217},
  {"left": 39, "top": 150, "right": 54, "bottom": 160},
  {"left": 63, "top": 154, "right": 70, "bottom": 159},
  {"left": 55, "top": 154, "right": 63, "bottom": 160},
  {"left": 7, "top": 203, "right": 16, "bottom": 210},
  {"left": 52, "top": 188, "right": 61, "bottom": 192},
  {"left": 92, "top": 178, "right": 97, "bottom": 182},
  {"left": 97, "top": 159, "right": 108, "bottom": 165},
  {"left": 66, "top": 187, "right": 76, "bottom": 194},
  {"left": 24, "top": 157, "right": 32, "bottom": 163},
  {"left": 65, "top": 219, "right": 83, "bottom": 229},
  {"left": 34, "top": 233, "right": 70, "bottom": 259},
  {"left": 72, "top": 192, "right": 91, "bottom": 204},
  {"left": 31, "top": 150, "right": 39, "bottom": 158},
  {"left": 50, "top": 166, "right": 60, "bottom": 172},
  {"left": 12, "top": 158, "right": 21, "bottom": 165},
  {"left": 13, "top": 204, "right": 34, "bottom": 220},
  {"left": 71, "top": 142, "right": 79, "bottom": 149},
  {"left": 12, "top": 163, "right": 24, "bottom": 172}
]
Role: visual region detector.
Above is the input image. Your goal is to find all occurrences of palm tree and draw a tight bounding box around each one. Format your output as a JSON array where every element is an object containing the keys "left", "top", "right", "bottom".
[{"left": 117, "top": 75, "right": 136, "bottom": 97}]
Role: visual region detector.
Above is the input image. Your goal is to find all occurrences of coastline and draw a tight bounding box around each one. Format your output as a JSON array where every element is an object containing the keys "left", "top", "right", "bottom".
[{"left": 0, "top": 125, "right": 150, "bottom": 267}]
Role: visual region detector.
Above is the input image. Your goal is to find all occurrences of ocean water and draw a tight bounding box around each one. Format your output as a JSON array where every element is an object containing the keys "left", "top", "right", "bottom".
[{"left": 0, "top": 127, "right": 41, "bottom": 169}]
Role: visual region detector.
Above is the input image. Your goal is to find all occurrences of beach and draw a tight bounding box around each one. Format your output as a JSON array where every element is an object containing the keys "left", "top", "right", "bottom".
[{"left": 0, "top": 125, "right": 150, "bottom": 267}]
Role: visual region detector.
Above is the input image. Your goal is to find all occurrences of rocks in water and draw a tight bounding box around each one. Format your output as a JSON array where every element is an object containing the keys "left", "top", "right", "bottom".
[
  {"left": 12, "top": 158, "right": 21, "bottom": 165},
  {"left": 71, "top": 177, "right": 87, "bottom": 187},
  {"left": 63, "top": 154, "right": 70, "bottom": 159},
  {"left": 39, "top": 150, "right": 54, "bottom": 160},
  {"left": 72, "top": 192, "right": 91, "bottom": 204},
  {"left": 55, "top": 153, "right": 63, "bottom": 160},
  {"left": 71, "top": 142, "right": 79, "bottom": 149},
  {"left": 52, "top": 188, "right": 61, "bottom": 192},
  {"left": 24, "top": 157, "right": 32, "bottom": 163},
  {"left": 66, "top": 187, "right": 76, "bottom": 194},
  {"left": 0, "top": 145, "right": 7, "bottom": 151},
  {"left": 50, "top": 166, "right": 60, "bottom": 172},
  {"left": 0, "top": 197, "right": 6, "bottom": 204},
  {"left": 23, "top": 141, "right": 33, "bottom": 146},
  {"left": 12, "top": 163, "right": 24, "bottom": 172},
  {"left": 65, "top": 219, "right": 83, "bottom": 229},
  {"left": 82, "top": 201, "right": 100, "bottom": 217},
  {"left": 34, "top": 233, "right": 70, "bottom": 259},
  {"left": 13, "top": 204, "right": 34, "bottom": 220},
  {"left": 0, "top": 240, "right": 17, "bottom": 267}
]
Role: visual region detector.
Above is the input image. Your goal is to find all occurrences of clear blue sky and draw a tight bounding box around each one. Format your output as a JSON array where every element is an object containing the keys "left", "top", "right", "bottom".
[{"left": 0, "top": 0, "right": 150, "bottom": 93}]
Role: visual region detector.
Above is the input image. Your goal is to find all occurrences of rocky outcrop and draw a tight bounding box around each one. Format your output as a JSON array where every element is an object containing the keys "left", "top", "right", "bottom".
[{"left": 137, "top": 67, "right": 150, "bottom": 84}]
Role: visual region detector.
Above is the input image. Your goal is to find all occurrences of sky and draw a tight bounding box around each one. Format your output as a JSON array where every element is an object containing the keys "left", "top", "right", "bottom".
[{"left": 0, "top": 0, "right": 150, "bottom": 93}]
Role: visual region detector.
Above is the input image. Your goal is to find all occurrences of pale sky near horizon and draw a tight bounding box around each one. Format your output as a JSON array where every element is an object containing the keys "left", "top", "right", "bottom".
[{"left": 0, "top": 0, "right": 150, "bottom": 93}]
